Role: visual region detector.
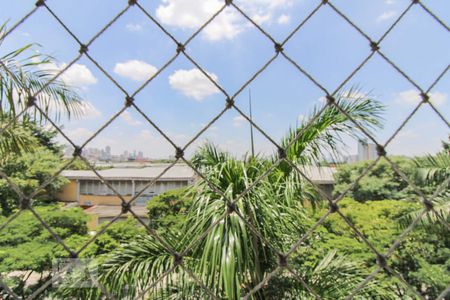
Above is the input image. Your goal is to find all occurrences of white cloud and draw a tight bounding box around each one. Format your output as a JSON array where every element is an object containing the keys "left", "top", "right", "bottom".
[
  {"left": 233, "top": 115, "right": 247, "bottom": 127},
  {"left": 121, "top": 110, "right": 143, "bottom": 126},
  {"left": 65, "top": 127, "right": 94, "bottom": 144},
  {"left": 43, "top": 62, "right": 97, "bottom": 88},
  {"left": 78, "top": 101, "right": 102, "bottom": 119},
  {"left": 387, "top": 129, "right": 444, "bottom": 157},
  {"left": 169, "top": 68, "right": 220, "bottom": 101},
  {"left": 341, "top": 90, "right": 367, "bottom": 100},
  {"left": 252, "top": 13, "right": 271, "bottom": 25},
  {"left": 204, "top": 11, "right": 243, "bottom": 40},
  {"left": 126, "top": 23, "right": 143, "bottom": 32},
  {"left": 113, "top": 60, "right": 158, "bottom": 81},
  {"left": 277, "top": 14, "right": 290, "bottom": 25},
  {"left": 156, "top": 0, "right": 291, "bottom": 41},
  {"left": 394, "top": 90, "right": 447, "bottom": 107},
  {"left": 376, "top": 10, "right": 397, "bottom": 22},
  {"left": 156, "top": 0, "right": 223, "bottom": 29}
]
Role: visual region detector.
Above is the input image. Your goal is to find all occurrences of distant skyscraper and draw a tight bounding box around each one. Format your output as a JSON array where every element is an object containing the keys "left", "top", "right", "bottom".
[
  {"left": 357, "top": 139, "right": 377, "bottom": 161},
  {"left": 105, "top": 146, "right": 112, "bottom": 160}
]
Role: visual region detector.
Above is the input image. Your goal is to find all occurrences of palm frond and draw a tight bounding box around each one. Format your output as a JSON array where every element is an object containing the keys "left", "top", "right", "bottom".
[
  {"left": 1, "top": 22, "right": 83, "bottom": 123},
  {"left": 281, "top": 89, "right": 384, "bottom": 165},
  {"left": 0, "top": 120, "right": 39, "bottom": 163},
  {"left": 414, "top": 151, "right": 450, "bottom": 185}
]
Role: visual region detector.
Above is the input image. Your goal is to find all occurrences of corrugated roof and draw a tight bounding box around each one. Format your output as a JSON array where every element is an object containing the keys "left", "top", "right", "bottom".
[
  {"left": 61, "top": 164, "right": 195, "bottom": 181},
  {"left": 62, "top": 164, "right": 335, "bottom": 184}
]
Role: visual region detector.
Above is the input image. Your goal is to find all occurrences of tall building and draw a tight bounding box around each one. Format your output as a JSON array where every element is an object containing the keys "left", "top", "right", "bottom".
[{"left": 357, "top": 139, "right": 377, "bottom": 161}]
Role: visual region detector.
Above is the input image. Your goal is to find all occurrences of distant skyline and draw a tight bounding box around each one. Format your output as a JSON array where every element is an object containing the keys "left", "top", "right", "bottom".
[{"left": 2, "top": 0, "right": 449, "bottom": 159}]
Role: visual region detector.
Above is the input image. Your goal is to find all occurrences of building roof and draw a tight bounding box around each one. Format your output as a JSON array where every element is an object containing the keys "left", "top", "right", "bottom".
[
  {"left": 84, "top": 205, "right": 148, "bottom": 218},
  {"left": 62, "top": 164, "right": 336, "bottom": 184},
  {"left": 299, "top": 166, "right": 336, "bottom": 184},
  {"left": 61, "top": 164, "right": 195, "bottom": 181}
]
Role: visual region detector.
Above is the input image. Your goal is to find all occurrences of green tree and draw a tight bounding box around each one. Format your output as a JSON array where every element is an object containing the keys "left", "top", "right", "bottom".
[
  {"left": 147, "top": 187, "right": 193, "bottom": 233},
  {"left": 333, "top": 156, "right": 418, "bottom": 201},
  {"left": 0, "top": 147, "right": 68, "bottom": 216},
  {"left": 81, "top": 218, "right": 146, "bottom": 257},
  {"left": 302, "top": 198, "right": 449, "bottom": 299},
  {"left": 0, "top": 205, "right": 88, "bottom": 298}
]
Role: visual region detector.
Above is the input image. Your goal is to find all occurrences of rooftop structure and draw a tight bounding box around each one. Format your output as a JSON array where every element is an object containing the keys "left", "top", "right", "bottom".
[{"left": 61, "top": 164, "right": 195, "bottom": 181}]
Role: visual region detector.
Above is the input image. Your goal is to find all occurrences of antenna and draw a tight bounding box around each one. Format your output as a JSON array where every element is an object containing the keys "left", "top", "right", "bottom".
[{"left": 249, "top": 88, "right": 255, "bottom": 157}]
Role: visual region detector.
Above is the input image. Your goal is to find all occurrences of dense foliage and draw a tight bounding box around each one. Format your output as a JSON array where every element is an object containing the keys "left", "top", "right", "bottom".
[
  {"left": 0, "top": 205, "right": 88, "bottom": 298},
  {"left": 147, "top": 187, "right": 193, "bottom": 233},
  {"left": 0, "top": 147, "right": 69, "bottom": 216},
  {"left": 334, "top": 156, "right": 420, "bottom": 201}
]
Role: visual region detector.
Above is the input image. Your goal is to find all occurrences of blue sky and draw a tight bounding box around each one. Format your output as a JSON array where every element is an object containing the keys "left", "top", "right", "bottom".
[{"left": 1, "top": 0, "right": 449, "bottom": 159}]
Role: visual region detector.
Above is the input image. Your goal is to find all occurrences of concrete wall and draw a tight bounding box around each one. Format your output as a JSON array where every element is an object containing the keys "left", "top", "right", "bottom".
[
  {"left": 86, "top": 214, "right": 98, "bottom": 230},
  {"left": 58, "top": 179, "right": 190, "bottom": 205},
  {"left": 79, "top": 194, "right": 134, "bottom": 206},
  {"left": 57, "top": 180, "right": 78, "bottom": 202}
]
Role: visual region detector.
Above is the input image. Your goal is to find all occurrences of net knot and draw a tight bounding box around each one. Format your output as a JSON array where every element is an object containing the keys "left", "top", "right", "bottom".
[
  {"left": 420, "top": 92, "right": 429, "bottom": 103},
  {"left": 125, "top": 96, "right": 134, "bottom": 107},
  {"left": 278, "top": 254, "right": 288, "bottom": 267},
  {"left": 326, "top": 95, "right": 335, "bottom": 105},
  {"left": 370, "top": 41, "right": 380, "bottom": 52},
  {"left": 27, "top": 96, "right": 36, "bottom": 108},
  {"left": 175, "top": 147, "right": 184, "bottom": 159},
  {"left": 176, "top": 43, "right": 185, "bottom": 53},
  {"left": 21, "top": 197, "right": 31, "bottom": 209},
  {"left": 72, "top": 146, "right": 82, "bottom": 157},
  {"left": 329, "top": 202, "right": 339, "bottom": 213},
  {"left": 79, "top": 44, "right": 89, "bottom": 54},
  {"left": 278, "top": 147, "right": 287, "bottom": 160},
  {"left": 128, "top": 0, "right": 137, "bottom": 5},
  {"left": 121, "top": 202, "right": 131, "bottom": 213},
  {"left": 173, "top": 253, "right": 183, "bottom": 265},
  {"left": 227, "top": 202, "right": 236, "bottom": 214},
  {"left": 376, "top": 254, "right": 387, "bottom": 269},
  {"left": 422, "top": 199, "right": 434, "bottom": 211},
  {"left": 274, "top": 43, "right": 284, "bottom": 53},
  {"left": 376, "top": 144, "right": 386, "bottom": 157},
  {"left": 35, "top": 0, "right": 45, "bottom": 7},
  {"left": 225, "top": 97, "right": 234, "bottom": 109}
]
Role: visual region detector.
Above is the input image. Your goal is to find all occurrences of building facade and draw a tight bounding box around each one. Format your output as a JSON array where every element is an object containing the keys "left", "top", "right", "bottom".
[{"left": 58, "top": 164, "right": 196, "bottom": 228}]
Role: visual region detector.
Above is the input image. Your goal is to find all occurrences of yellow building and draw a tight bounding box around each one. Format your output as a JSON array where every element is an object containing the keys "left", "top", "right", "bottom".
[{"left": 58, "top": 164, "right": 196, "bottom": 228}]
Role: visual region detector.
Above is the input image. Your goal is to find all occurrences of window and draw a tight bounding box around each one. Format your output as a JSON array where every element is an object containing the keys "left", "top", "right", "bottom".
[
  {"left": 135, "top": 181, "right": 155, "bottom": 196},
  {"left": 135, "top": 194, "right": 154, "bottom": 206}
]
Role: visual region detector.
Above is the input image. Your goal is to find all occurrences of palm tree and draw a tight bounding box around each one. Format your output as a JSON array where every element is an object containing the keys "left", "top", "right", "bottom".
[
  {"left": 0, "top": 22, "right": 83, "bottom": 161},
  {"left": 57, "top": 91, "right": 396, "bottom": 299}
]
